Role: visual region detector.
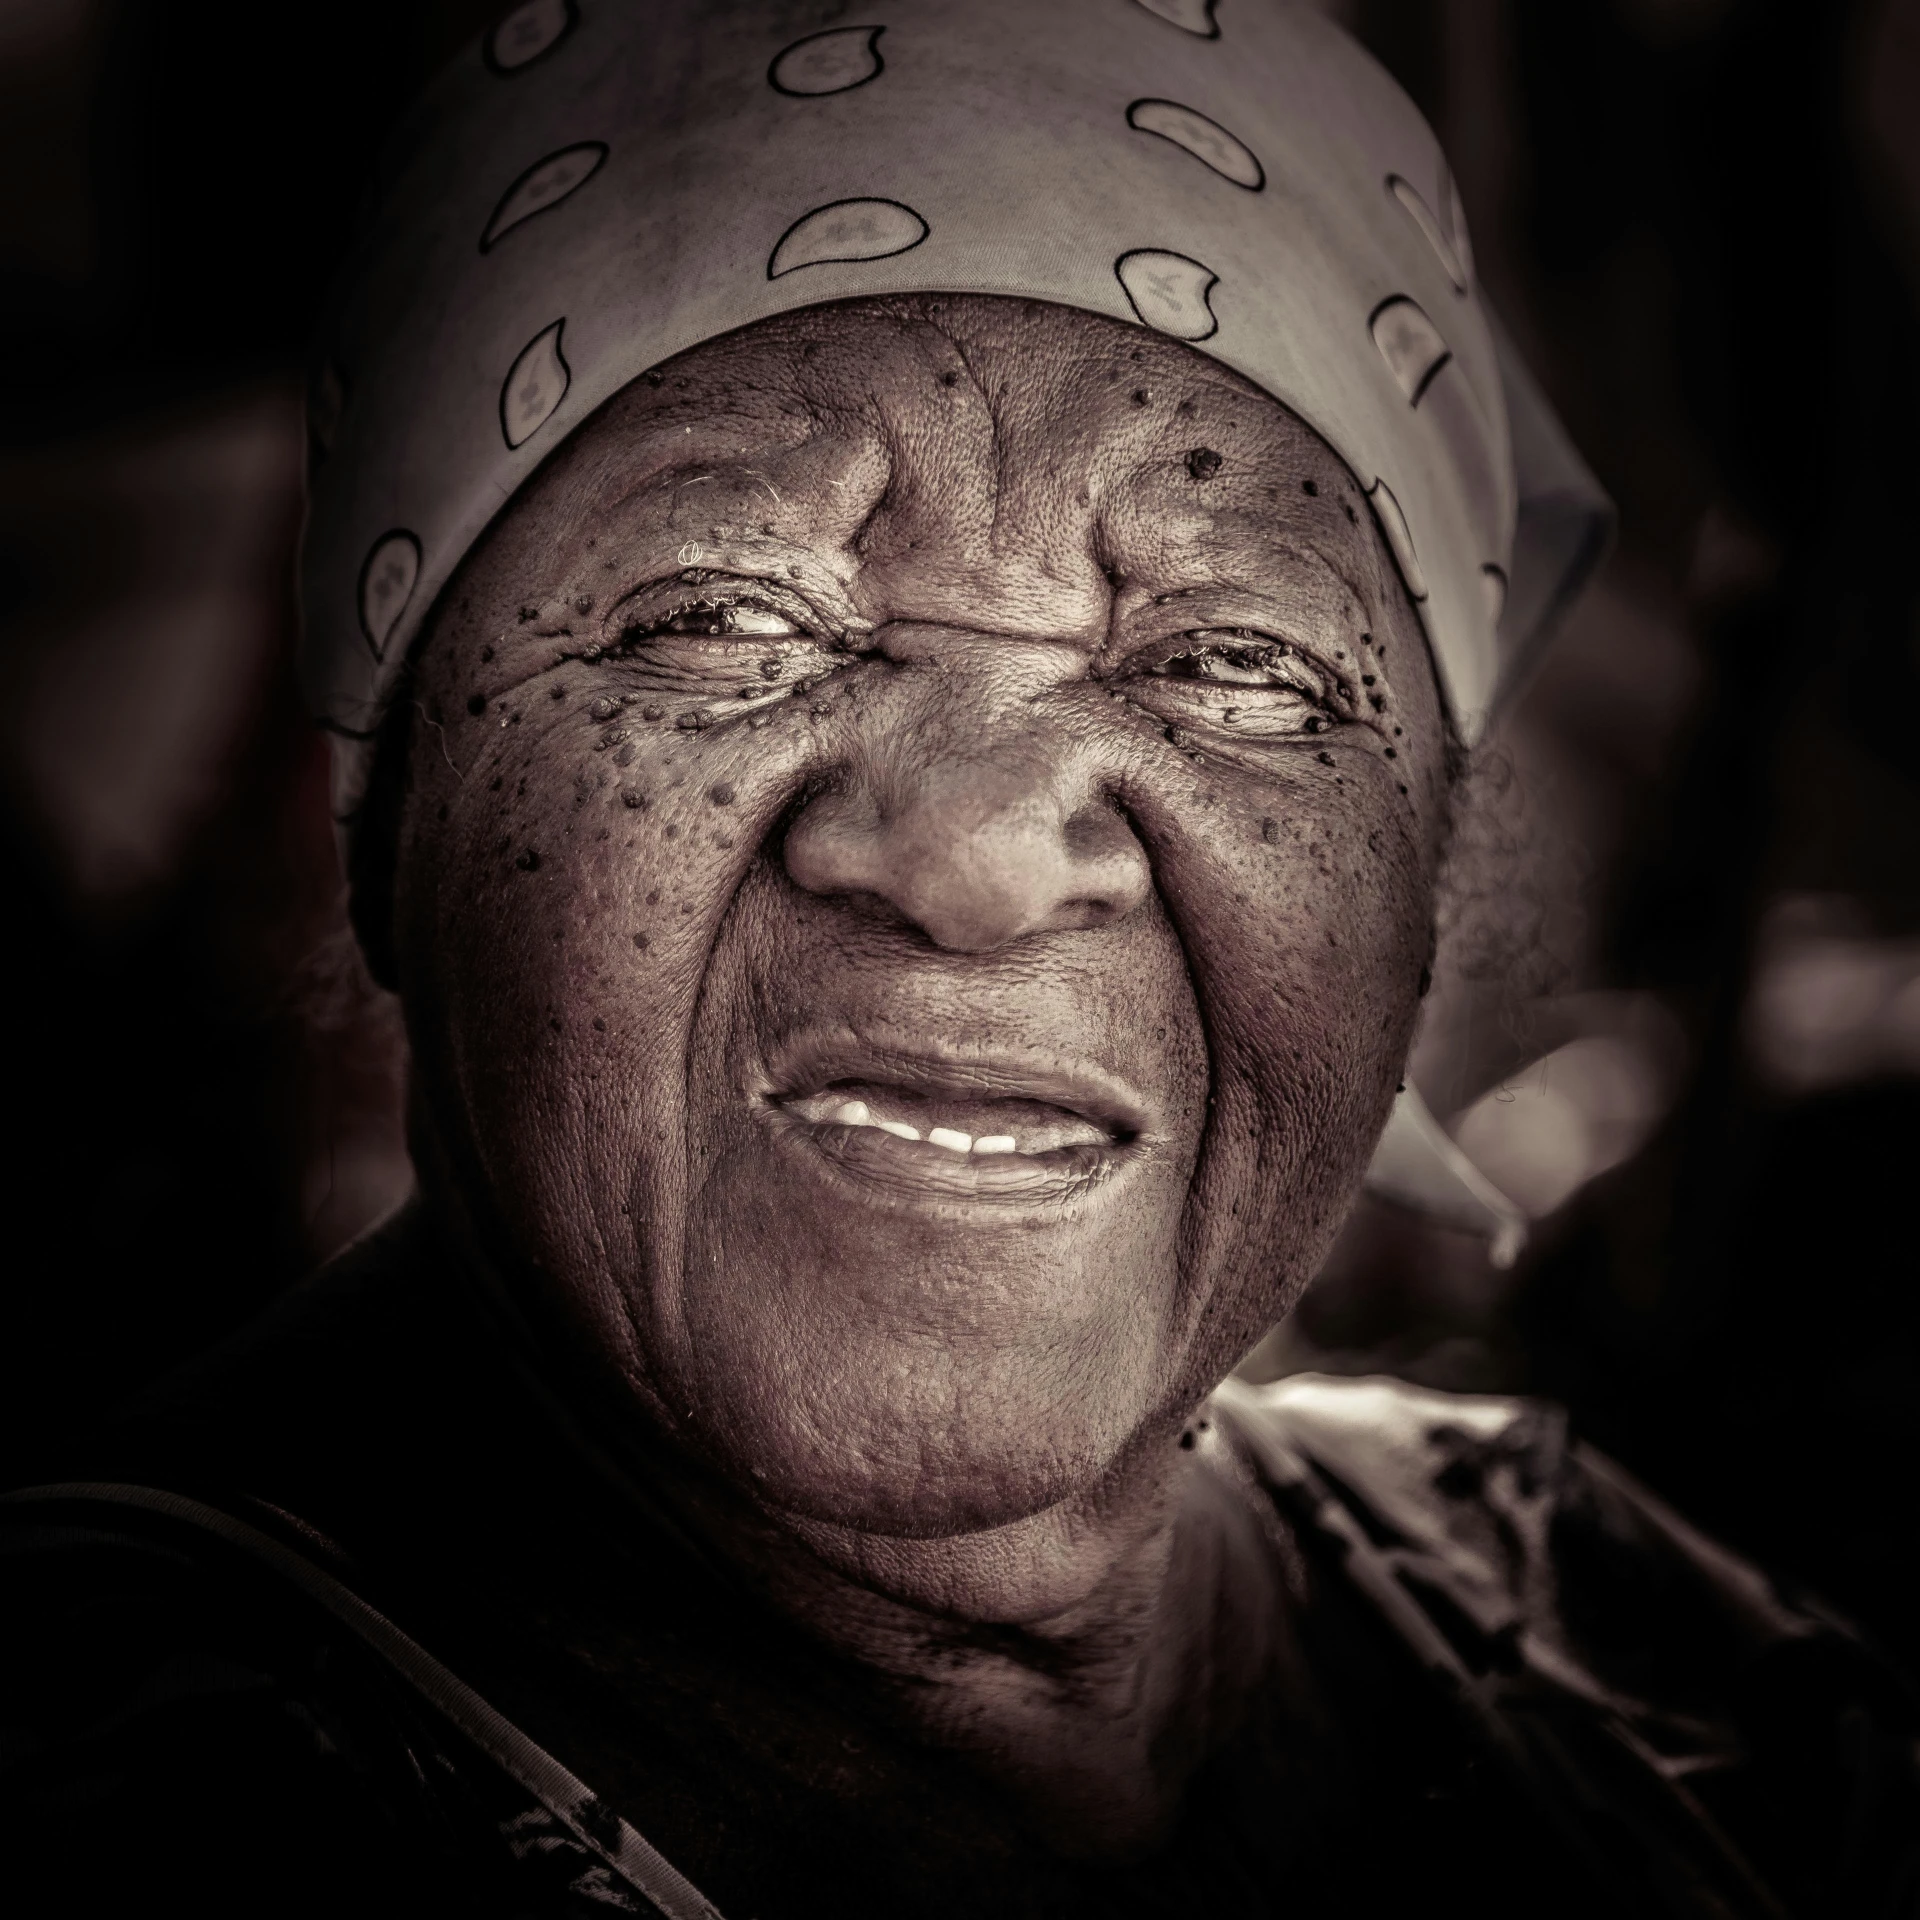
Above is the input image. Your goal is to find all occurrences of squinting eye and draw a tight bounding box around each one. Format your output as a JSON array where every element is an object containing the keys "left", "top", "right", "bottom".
[
  {"left": 627, "top": 596, "right": 806, "bottom": 641},
  {"left": 1143, "top": 632, "right": 1329, "bottom": 699},
  {"left": 1151, "top": 644, "right": 1294, "bottom": 688},
  {"left": 1126, "top": 630, "right": 1343, "bottom": 739}
]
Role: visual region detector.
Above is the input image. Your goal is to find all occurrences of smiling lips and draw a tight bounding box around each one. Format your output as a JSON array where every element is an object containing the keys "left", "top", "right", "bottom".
[
  {"left": 780, "top": 1085, "right": 1113, "bottom": 1158},
  {"left": 765, "top": 1043, "right": 1148, "bottom": 1200}
]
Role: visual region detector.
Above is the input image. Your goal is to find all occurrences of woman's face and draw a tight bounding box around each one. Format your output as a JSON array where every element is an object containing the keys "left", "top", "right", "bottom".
[{"left": 396, "top": 296, "right": 1449, "bottom": 1542}]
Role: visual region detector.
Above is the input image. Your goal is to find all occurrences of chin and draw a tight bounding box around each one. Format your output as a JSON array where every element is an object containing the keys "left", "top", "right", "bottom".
[{"left": 655, "top": 1312, "right": 1174, "bottom": 1542}]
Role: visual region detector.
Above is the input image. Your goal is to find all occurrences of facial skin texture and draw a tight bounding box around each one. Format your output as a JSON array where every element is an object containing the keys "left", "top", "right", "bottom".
[{"left": 392, "top": 296, "right": 1450, "bottom": 1841}]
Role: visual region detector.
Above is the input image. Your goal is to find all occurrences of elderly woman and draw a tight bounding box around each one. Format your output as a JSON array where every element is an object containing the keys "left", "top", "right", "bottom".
[{"left": 3, "top": 3, "right": 1915, "bottom": 1915}]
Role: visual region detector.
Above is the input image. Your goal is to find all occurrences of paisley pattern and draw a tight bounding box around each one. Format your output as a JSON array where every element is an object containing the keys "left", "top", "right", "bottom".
[
  {"left": 1480, "top": 562, "right": 1508, "bottom": 625},
  {"left": 1366, "top": 477, "right": 1427, "bottom": 601},
  {"left": 1115, "top": 249, "right": 1219, "bottom": 341},
  {"left": 486, "top": 0, "right": 576, "bottom": 74},
  {"left": 767, "top": 198, "right": 928, "bottom": 279},
  {"left": 311, "top": 0, "right": 1612, "bottom": 849},
  {"left": 1370, "top": 296, "right": 1452, "bottom": 404},
  {"left": 481, "top": 144, "right": 608, "bottom": 252},
  {"left": 500, "top": 319, "right": 570, "bottom": 449},
  {"left": 1133, "top": 0, "right": 1219, "bottom": 37},
  {"left": 357, "top": 531, "right": 420, "bottom": 661},
  {"left": 768, "top": 26, "right": 886, "bottom": 96},
  {"left": 1127, "top": 99, "right": 1263, "bottom": 189}
]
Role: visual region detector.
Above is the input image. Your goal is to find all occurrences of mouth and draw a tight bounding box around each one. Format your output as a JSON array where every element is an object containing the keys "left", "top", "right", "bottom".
[{"left": 759, "top": 1035, "right": 1152, "bottom": 1206}]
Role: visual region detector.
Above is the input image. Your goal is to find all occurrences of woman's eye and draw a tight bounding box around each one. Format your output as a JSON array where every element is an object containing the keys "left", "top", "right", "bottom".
[
  {"left": 604, "top": 585, "right": 855, "bottom": 704},
  {"left": 1150, "top": 644, "right": 1294, "bottom": 688},
  {"left": 625, "top": 596, "right": 807, "bottom": 642},
  {"left": 1128, "top": 631, "right": 1343, "bottom": 737}
]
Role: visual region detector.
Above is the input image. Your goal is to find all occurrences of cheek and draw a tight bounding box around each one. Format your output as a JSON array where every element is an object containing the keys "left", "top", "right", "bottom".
[
  {"left": 1135, "top": 760, "right": 1432, "bottom": 1368},
  {"left": 402, "top": 681, "right": 822, "bottom": 1376}
]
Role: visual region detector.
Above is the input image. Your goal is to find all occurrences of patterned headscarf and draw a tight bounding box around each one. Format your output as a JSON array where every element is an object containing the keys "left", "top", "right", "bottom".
[{"left": 301, "top": 0, "right": 1608, "bottom": 834}]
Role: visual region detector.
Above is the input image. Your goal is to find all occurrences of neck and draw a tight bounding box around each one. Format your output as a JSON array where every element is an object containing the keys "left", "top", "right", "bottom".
[
  {"left": 605, "top": 1392, "right": 1289, "bottom": 1854},
  {"left": 768, "top": 1429, "right": 1294, "bottom": 1852},
  {"left": 415, "top": 1171, "right": 1294, "bottom": 1856}
]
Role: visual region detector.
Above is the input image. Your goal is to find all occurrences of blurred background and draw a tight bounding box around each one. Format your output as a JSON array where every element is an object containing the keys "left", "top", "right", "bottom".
[{"left": 2, "top": 0, "right": 1916, "bottom": 1664}]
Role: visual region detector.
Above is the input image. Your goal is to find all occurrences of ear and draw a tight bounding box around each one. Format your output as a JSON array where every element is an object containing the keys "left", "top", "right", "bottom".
[{"left": 345, "top": 688, "right": 416, "bottom": 993}]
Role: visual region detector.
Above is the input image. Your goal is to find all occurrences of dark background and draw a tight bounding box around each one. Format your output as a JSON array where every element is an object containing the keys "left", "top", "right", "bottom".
[{"left": 2, "top": 0, "right": 1917, "bottom": 1665}]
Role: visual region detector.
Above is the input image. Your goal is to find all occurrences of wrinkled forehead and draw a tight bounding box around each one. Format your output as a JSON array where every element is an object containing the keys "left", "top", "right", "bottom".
[
  {"left": 433, "top": 298, "right": 1410, "bottom": 653},
  {"left": 303, "top": 0, "right": 1524, "bottom": 835},
  {"left": 536, "top": 298, "right": 1348, "bottom": 512}
]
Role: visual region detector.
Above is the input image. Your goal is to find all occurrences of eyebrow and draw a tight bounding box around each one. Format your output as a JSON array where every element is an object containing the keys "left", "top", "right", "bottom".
[{"left": 1148, "top": 537, "right": 1370, "bottom": 619}]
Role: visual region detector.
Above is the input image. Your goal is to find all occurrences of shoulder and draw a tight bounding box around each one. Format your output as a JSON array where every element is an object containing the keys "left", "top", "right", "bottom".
[
  {"left": 0, "top": 1490, "right": 591, "bottom": 1918},
  {"left": 1217, "top": 1368, "right": 1874, "bottom": 1672},
  {"left": 1215, "top": 1370, "right": 1920, "bottom": 1918}
]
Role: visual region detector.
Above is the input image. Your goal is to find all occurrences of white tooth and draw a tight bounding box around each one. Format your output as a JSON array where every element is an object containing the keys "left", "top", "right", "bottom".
[
  {"left": 875, "top": 1119, "right": 921, "bottom": 1141},
  {"left": 832, "top": 1099, "right": 873, "bottom": 1126},
  {"left": 973, "top": 1135, "right": 1017, "bottom": 1155},
  {"left": 926, "top": 1127, "right": 972, "bottom": 1153}
]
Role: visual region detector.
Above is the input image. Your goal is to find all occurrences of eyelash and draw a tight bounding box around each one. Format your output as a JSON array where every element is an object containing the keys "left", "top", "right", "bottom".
[
  {"left": 611, "top": 593, "right": 1348, "bottom": 736},
  {"left": 1144, "top": 633, "right": 1320, "bottom": 687},
  {"left": 614, "top": 587, "right": 824, "bottom": 647},
  {"left": 1126, "top": 630, "right": 1347, "bottom": 730}
]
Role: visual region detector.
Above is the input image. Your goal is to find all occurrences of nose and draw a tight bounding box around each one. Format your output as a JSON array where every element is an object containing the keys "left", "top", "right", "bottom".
[{"left": 783, "top": 706, "right": 1151, "bottom": 954}]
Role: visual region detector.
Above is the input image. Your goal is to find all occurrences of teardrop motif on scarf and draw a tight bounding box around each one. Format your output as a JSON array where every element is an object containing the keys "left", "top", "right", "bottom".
[
  {"left": 358, "top": 530, "right": 421, "bottom": 661},
  {"left": 485, "top": 0, "right": 576, "bottom": 73},
  {"left": 1133, "top": 0, "right": 1219, "bottom": 38},
  {"left": 1442, "top": 163, "right": 1475, "bottom": 287},
  {"left": 1480, "top": 563, "right": 1508, "bottom": 628},
  {"left": 1115, "top": 250, "right": 1219, "bottom": 342},
  {"left": 501, "top": 319, "right": 571, "bottom": 448},
  {"left": 768, "top": 198, "right": 928, "bottom": 277},
  {"left": 1366, "top": 478, "right": 1428, "bottom": 602},
  {"left": 1127, "top": 100, "right": 1263, "bottom": 189},
  {"left": 1370, "top": 296, "right": 1453, "bottom": 406},
  {"left": 1374, "top": 301, "right": 1510, "bottom": 558},
  {"left": 768, "top": 26, "right": 886, "bottom": 96},
  {"left": 481, "top": 143, "right": 608, "bottom": 251}
]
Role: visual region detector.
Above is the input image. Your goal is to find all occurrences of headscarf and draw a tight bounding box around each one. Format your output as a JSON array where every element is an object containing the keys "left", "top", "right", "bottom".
[{"left": 301, "top": 0, "right": 1609, "bottom": 834}]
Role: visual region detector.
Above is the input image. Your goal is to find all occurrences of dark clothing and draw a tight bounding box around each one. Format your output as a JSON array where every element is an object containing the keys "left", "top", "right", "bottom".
[{"left": 3, "top": 1210, "right": 1916, "bottom": 1918}]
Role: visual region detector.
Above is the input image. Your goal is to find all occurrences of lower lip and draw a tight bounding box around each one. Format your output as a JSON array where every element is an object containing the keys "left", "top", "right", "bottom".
[{"left": 762, "top": 1107, "right": 1130, "bottom": 1208}]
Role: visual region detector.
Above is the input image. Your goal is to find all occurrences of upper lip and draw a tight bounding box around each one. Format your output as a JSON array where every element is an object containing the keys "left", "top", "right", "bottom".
[{"left": 759, "top": 1030, "right": 1155, "bottom": 1143}]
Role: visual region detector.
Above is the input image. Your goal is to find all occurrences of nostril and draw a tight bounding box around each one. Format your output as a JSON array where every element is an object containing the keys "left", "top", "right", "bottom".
[
  {"left": 787, "top": 770, "right": 1149, "bottom": 949},
  {"left": 1060, "top": 802, "right": 1151, "bottom": 922}
]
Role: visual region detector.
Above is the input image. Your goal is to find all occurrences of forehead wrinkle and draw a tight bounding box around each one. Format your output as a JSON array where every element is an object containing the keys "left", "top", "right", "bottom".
[
  {"left": 579, "top": 390, "right": 815, "bottom": 525},
  {"left": 841, "top": 337, "right": 1040, "bottom": 585},
  {"left": 586, "top": 401, "right": 892, "bottom": 576},
  {"left": 920, "top": 317, "right": 1007, "bottom": 545},
  {"left": 846, "top": 334, "right": 1109, "bottom": 632},
  {"left": 858, "top": 542, "right": 1112, "bottom": 646},
  {"left": 905, "top": 305, "right": 1145, "bottom": 574}
]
